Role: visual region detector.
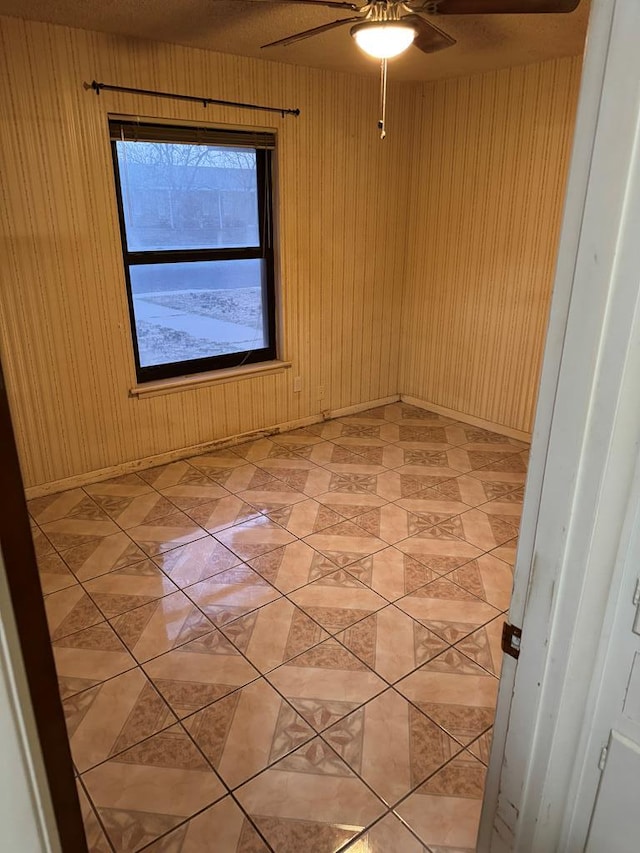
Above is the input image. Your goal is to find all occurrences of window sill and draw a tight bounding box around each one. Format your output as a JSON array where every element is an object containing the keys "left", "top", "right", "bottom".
[{"left": 129, "top": 360, "right": 292, "bottom": 399}]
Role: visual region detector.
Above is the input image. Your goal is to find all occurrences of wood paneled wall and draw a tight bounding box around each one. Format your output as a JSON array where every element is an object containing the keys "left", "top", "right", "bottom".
[
  {"left": 0, "top": 14, "right": 581, "bottom": 489},
  {"left": 0, "top": 16, "right": 409, "bottom": 489},
  {"left": 400, "top": 57, "right": 582, "bottom": 433}
]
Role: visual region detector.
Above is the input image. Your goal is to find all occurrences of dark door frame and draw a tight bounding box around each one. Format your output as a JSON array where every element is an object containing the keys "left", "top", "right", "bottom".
[{"left": 0, "top": 360, "right": 87, "bottom": 852}]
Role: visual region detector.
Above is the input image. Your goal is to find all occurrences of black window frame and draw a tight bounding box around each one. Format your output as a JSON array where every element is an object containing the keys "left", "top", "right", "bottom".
[{"left": 109, "top": 120, "right": 277, "bottom": 384}]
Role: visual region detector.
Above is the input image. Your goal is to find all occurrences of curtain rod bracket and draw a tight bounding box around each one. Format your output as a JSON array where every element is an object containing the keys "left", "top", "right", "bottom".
[{"left": 84, "top": 80, "right": 300, "bottom": 117}]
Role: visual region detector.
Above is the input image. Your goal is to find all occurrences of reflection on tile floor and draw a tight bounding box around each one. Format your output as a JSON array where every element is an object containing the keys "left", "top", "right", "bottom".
[{"left": 29, "top": 403, "right": 527, "bottom": 852}]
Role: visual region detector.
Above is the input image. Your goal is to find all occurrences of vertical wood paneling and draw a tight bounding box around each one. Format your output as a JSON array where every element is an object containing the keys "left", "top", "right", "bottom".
[
  {"left": 400, "top": 57, "right": 582, "bottom": 433},
  {"left": 0, "top": 16, "right": 409, "bottom": 488}
]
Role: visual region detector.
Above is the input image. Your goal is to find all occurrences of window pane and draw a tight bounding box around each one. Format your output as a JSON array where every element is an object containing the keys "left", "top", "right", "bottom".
[
  {"left": 130, "top": 259, "right": 268, "bottom": 368},
  {"left": 115, "top": 141, "right": 260, "bottom": 251}
]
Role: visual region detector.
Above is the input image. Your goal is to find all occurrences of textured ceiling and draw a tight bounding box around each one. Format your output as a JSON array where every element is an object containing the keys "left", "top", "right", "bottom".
[{"left": 0, "top": 0, "right": 589, "bottom": 82}]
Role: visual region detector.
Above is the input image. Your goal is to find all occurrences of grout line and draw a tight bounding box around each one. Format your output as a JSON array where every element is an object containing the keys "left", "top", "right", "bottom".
[
  {"left": 36, "top": 404, "right": 526, "bottom": 851},
  {"left": 76, "top": 774, "right": 116, "bottom": 853}
]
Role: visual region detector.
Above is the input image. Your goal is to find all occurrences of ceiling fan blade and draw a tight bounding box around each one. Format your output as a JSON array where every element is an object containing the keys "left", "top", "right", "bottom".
[
  {"left": 403, "top": 14, "right": 456, "bottom": 53},
  {"left": 229, "top": 0, "right": 361, "bottom": 10},
  {"left": 261, "top": 16, "right": 361, "bottom": 47},
  {"left": 414, "top": 0, "right": 580, "bottom": 13}
]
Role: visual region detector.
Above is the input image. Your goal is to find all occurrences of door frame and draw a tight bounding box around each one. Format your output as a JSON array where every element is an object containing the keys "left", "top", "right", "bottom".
[
  {"left": 0, "top": 361, "right": 88, "bottom": 852},
  {"left": 479, "top": 0, "right": 640, "bottom": 849}
]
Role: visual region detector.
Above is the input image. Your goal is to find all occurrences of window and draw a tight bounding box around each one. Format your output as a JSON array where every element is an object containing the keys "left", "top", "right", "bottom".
[{"left": 109, "top": 120, "right": 277, "bottom": 383}]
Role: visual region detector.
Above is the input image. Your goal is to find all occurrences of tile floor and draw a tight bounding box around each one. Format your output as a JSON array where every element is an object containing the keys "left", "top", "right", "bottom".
[{"left": 29, "top": 402, "right": 528, "bottom": 853}]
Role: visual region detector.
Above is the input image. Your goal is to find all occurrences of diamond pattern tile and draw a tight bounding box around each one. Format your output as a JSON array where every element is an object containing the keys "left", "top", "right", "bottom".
[
  {"left": 215, "top": 516, "right": 295, "bottom": 560},
  {"left": 266, "top": 638, "right": 386, "bottom": 733},
  {"left": 236, "top": 736, "right": 385, "bottom": 853},
  {"left": 396, "top": 648, "right": 499, "bottom": 746},
  {"left": 33, "top": 405, "right": 528, "bottom": 852},
  {"left": 111, "top": 591, "right": 214, "bottom": 663},
  {"left": 248, "top": 539, "right": 338, "bottom": 594},
  {"left": 220, "top": 597, "right": 330, "bottom": 673},
  {"left": 144, "top": 630, "right": 259, "bottom": 718},
  {"left": 83, "top": 559, "right": 178, "bottom": 618},
  {"left": 184, "top": 565, "right": 281, "bottom": 627},
  {"left": 185, "top": 678, "right": 314, "bottom": 788},
  {"left": 345, "top": 547, "right": 438, "bottom": 602},
  {"left": 336, "top": 604, "right": 448, "bottom": 683},
  {"left": 396, "top": 578, "right": 500, "bottom": 644},
  {"left": 323, "top": 688, "right": 460, "bottom": 805},
  {"left": 143, "top": 795, "right": 270, "bottom": 852},
  {"left": 81, "top": 724, "right": 226, "bottom": 852},
  {"left": 63, "top": 668, "right": 176, "bottom": 772},
  {"left": 303, "top": 520, "right": 387, "bottom": 568},
  {"left": 395, "top": 751, "right": 487, "bottom": 852},
  {"left": 288, "top": 569, "right": 387, "bottom": 633}
]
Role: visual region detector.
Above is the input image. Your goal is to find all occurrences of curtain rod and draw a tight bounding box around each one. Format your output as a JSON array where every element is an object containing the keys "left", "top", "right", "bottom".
[{"left": 84, "top": 80, "right": 300, "bottom": 118}]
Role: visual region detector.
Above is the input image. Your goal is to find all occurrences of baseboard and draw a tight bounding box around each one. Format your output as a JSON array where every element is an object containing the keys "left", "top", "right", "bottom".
[
  {"left": 328, "top": 394, "right": 400, "bottom": 419},
  {"left": 23, "top": 394, "right": 400, "bottom": 499},
  {"left": 400, "top": 394, "right": 532, "bottom": 443}
]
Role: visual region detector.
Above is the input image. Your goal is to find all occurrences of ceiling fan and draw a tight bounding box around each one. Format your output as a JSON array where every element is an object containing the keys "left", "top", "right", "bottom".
[
  {"left": 239, "top": 0, "right": 582, "bottom": 60},
  {"left": 226, "top": 0, "right": 582, "bottom": 137}
]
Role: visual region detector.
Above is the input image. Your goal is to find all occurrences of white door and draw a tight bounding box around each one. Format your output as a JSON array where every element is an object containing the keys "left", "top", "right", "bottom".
[
  {"left": 477, "top": 0, "right": 640, "bottom": 850},
  {"left": 578, "top": 463, "right": 640, "bottom": 852}
]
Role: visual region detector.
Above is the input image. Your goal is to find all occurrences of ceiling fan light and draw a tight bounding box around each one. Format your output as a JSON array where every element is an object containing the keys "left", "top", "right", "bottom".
[{"left": 351, "top": 22, "right": 416, "bottom": 60}]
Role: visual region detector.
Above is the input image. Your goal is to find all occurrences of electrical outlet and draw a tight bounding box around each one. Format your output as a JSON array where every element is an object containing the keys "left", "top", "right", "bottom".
[
  {"left": 293, "top": 376, "right": 302, "bottom": 393},
  {"left": 318, "top": 385, "right": 326, "bottom": 399}
]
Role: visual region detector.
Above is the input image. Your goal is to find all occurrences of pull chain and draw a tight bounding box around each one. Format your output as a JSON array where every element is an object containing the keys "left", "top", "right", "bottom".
[{"left": 378, "top": 57, "right": 388, "bottom": 140}]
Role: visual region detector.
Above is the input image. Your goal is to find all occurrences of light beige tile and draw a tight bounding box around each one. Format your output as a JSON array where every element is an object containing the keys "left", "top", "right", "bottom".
[
  {"left": 396, "top": 648, "right": 499, "bottom": 746},
  {"left": 144, "top": 630, "right": 259, "bottom": 718},
  {"left": 45, "top": 585, "right": 103, "bottom": 641},
  {"left": 395, "top": 526, "right": 483, "bottom": 575},
  {"left": 342, "top": 813, "right": 429, "bottom": 852},
  {"left": 142, "top": 795, "right": 270, "bottom": 852},
  {"left": 215, "top": 516, "right": 295, "bottom": 560},
  {"left": 60, "top": 532, "right": 146, "bottom": 581},
  {"left": 449, "top": 553, "right": 514, "bottom": 611},
  {"left": 266, "top": 638, "right": 386, "bottom": 733},
  {"left": 40, "top": 515, "right": 120, "bottom": 551},
  {"left": 77, "top": 780, "right": 112, "bottom": 853},
  {"left": 303, "top": 521, "right": 387, "bottom": 568},
  {"left": 324, "top": 689, "right": 460, "bottom": 805},
  {"left": 236, "top": 736, "right": 385, "bottom": 852},
  {"left": 111, "top": 591, "right": 214, "bottom": 663},
  {"left": 153, "top": 536, "right": 242, "bottom": 588},
  {"left": 336, "top": 605, "right": 447, "bottom": 684},
  {"left": 395, "top": 751, "right": 486, "bottom": 851},
  {"left": 265, "top": 498, "right": 342, "bottom": 538},
  {"left": 84, "top": 559, "right": 178, "bottom": 618},
  {"left": 396, "top": 578, "right": 500, "bottom": 644},
  {"left": 185, "top": 566, "right": 281, "bottom": 627},
  {"left": 127, "top": 511, "right": 208, "bottom": 557},
  {"left": 345, "top": 547, "right": 437, "bottom": 602},
  {"left": 221, "top": 598, "right": 330, "bottom": 673},
  {"left": 455, "top": 616, "right": 505, "bottom": 677},
  {"left": 36, "top": 551, "right": 78, "bottom": 595},
  {"left": 28, "top": 489, "right": 102, "bottom": 525},
  {"left": 186, "top": 494, "right": 261, "bottom": 534},
  {"left": 82, "top": 724, "right": 226, "bottom": 852},
  {"left": 491, "top": 537, "right": 518, "bottom": 568},
  {"left": 313, "top": 491, "right": 388, "bottom": 520},
  {"left": 289, "top": 570, "right": 387, "bottom": 633},
  {"left": 235, "top": 483, "right": 309, "bottom": 513},
  {"left": 52, "top": 623, "right": 136, "bottom": 699},
  {"left": 456, "top": 507, "right": 519, "bottom": 551},
  {"left": 31, "top": 525, "right": 54, "bottom": 558},
  {"left": 63, "top": 668, "right": 176, "bottom": 772},
  {"left": 248, "top": 540, "right": 339, "bottom": 593},
  {"left": 433, "top": 474, "right": 518, "bottom": 507},
  {"left": 185, "top": 678, "right": 314, "bottom": 788}
]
